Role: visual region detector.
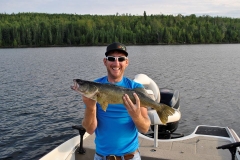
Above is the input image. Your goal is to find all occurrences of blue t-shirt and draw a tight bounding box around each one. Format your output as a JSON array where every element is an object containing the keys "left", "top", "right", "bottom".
[{"left": 94, "top": 76, "right": 143, "bottom": 156}]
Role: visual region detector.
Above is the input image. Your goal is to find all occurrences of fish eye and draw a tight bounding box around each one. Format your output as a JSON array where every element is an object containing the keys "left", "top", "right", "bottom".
[{"left": 76, "top": 79, "right": 84, "bottom": 85}]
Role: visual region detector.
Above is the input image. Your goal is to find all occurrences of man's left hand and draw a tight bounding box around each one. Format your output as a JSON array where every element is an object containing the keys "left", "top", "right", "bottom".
[{"left": 123, "top": 93, "right": 141, "bottom": 119}]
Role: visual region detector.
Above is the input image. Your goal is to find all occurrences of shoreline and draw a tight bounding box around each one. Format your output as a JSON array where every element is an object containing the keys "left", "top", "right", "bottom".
[{"left": 0, "top": 42, "right": 239, "bottom": 49}]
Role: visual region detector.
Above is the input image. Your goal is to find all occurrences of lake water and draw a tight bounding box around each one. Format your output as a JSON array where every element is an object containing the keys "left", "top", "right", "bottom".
[{"left": 1, "top": 44, "right": 240, "bottom": 159}]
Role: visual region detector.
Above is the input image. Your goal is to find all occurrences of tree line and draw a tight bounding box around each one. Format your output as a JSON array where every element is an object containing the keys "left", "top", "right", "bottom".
[{"left": 0, "top": 12, "right": 240, "bottom": 47}]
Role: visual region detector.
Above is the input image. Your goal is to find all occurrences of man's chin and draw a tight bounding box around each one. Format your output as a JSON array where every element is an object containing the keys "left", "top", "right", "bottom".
[{"left": 110, "top": 72, "right": 122, "bottom": 78}]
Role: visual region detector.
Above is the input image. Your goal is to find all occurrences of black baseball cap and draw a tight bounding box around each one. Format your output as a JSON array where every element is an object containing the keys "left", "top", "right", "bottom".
[{"left": 105, "top": 42, "right": 128, "bottom": 57}]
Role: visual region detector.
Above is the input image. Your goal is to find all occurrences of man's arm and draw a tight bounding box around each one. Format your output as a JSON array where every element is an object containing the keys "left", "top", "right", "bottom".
[
  {"left": 81, "top": 96, "right": 98, "bottom": 135},
  {"left": 123, "top": 93, "right": 151, "bottom": 133}
]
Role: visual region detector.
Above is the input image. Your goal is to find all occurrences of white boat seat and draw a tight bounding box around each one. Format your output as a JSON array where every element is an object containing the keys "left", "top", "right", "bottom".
[
  {"left": 145, "top": 89, "right": 155, "bottom": 101},
  {"left": 133, "top": 74, "right": 160, "bottom": 103}
]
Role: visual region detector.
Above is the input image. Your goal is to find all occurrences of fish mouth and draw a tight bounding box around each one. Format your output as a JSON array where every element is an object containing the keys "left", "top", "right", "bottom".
[{"left": 71, "top": 79, "right": 79, "bottom": 91}]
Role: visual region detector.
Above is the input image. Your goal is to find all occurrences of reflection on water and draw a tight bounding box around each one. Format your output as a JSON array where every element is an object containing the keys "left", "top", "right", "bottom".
[{"left": 0, "top": 44, "right": 240, "bottom": 159}]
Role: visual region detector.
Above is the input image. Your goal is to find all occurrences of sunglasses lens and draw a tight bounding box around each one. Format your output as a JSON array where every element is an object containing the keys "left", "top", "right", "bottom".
[
  {"left": 118, "top": 57, "right": 126, "bottom": 62},
  {"left": 107, "top": 57, "right": 115, "bottom": 61}
]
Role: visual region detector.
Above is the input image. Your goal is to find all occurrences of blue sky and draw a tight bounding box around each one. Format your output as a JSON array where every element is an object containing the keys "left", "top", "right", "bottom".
[{"left": 0, "top": 0, "right": 239, "bottom": 18}]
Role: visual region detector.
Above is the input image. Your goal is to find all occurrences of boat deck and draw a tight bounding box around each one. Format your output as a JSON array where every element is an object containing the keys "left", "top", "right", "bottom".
[
  {"left": 138, "top": 135, "right": 231, "bottom": 160},
  {"left": 74, "top": 134, "right": 231, "bottom": 160},
  {"left": 40, "top": 125, "right": 240, "bottom": 160}
]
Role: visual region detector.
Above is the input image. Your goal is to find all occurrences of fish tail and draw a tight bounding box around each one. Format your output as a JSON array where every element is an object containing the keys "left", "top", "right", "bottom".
[{"left": 155, "top": 104, "right": 175, "bottom": 125}]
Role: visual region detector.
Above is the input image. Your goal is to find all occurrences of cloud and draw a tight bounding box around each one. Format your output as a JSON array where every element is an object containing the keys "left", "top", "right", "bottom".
[{"left": 0, "top": 0, "right": 239, "bottom": 18}]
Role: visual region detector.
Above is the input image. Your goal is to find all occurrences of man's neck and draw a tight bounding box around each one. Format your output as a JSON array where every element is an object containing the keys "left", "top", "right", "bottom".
[{"left": 107, "top": 76, "right": 123, "bottom": 83}]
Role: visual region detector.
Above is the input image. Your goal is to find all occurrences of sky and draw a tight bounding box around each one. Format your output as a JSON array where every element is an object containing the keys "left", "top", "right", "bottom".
[{"left": 0, "top": 0, "right": 240, "bottom": 18}]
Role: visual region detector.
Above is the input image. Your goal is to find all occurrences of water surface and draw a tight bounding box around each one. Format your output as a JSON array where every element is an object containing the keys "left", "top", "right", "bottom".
[{"left": 0, "top": 44, "right": 240, "bottom": 159}]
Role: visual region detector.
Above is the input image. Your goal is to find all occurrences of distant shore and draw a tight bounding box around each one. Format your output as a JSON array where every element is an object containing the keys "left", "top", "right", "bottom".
[{"left": 1, "top": 42, "right": 240, "bottom": 49}]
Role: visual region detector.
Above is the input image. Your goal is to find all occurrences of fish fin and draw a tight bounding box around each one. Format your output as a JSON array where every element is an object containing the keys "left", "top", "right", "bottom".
[
  {"left": 95, "top": 91, "right": 109, "bottom": 112},
  {"left": 156, "top": 103, "right": 175, "bottom": 125},
  {"left": 98, "top": 98, "right": 109, "bottom": 112}
]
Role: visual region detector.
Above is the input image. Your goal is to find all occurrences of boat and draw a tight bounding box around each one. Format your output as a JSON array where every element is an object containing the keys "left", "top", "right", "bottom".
[{"left": 40, "top": 74, "right": 240, "bottom": 160}]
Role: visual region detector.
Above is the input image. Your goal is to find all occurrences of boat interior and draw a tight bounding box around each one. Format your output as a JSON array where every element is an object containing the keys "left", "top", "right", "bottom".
[{"left": 40, "top": 74, "right": 240, "bottom": 160}]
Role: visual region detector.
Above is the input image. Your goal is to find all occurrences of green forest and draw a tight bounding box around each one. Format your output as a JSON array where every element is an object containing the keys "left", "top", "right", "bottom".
[{"left": 0, "top": 12, "right": 240, "bottom": 47}]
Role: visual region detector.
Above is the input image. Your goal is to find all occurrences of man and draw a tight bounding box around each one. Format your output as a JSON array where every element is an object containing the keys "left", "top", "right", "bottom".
[{"left": 81, "top": 42, "right": 151, "bottom": 160}]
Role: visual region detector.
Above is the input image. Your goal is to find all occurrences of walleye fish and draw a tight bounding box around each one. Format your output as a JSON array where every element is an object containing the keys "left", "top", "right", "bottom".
[{"left": 71, "top": 79, "right": 175, "bottom": 125}]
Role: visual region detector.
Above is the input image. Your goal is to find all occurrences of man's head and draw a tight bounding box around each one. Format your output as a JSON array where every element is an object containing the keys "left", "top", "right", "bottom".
[
  {"left": 105, "top": 42, "right": 128, "bottom": 57},
  {"left": 103, "top": 42, "right": 129, "bottom": 83}
]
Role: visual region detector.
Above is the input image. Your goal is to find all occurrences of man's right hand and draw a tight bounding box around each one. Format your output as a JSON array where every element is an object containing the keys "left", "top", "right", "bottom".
[{"left": 82, "top": 95, "right": 96, "bottom": 108}]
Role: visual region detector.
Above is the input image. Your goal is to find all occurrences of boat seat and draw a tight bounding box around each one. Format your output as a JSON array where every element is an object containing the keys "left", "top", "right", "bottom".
[
  {"left": 133, "top": 74, "right": 160, "bottom": 103},
  {"left": 145, "top": 89, "right": 156, "bottom": 101}
]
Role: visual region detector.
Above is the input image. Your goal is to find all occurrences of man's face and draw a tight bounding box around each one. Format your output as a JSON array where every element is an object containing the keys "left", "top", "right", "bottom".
[{"left": 103, "top": 51, "right": 128, "bottom": 82}]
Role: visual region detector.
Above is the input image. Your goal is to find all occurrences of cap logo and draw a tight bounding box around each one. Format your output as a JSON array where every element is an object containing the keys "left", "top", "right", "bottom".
[{"left": 118, "top": 45, "right": 126, "bottom": 51}]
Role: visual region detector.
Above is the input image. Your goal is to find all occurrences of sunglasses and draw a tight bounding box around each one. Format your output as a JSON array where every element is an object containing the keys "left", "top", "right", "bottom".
[{"left": 106, "top": 56, "right": 128, "bottom": 62}]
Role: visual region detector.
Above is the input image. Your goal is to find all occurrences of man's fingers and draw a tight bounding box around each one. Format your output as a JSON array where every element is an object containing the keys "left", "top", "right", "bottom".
[
  {"left": 133, "top": 93, "right": 140, "bottom": 107},
  {"left": 124, "top": 94, "right": 132, "bottom": 105}
]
